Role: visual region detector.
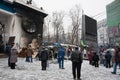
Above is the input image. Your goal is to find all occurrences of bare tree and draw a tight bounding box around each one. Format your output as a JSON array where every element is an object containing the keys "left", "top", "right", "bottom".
[
  {"left": 69, "top": 4, "right": 82, "bottom": 45},
  {"left": 43, "top": 23, "right": 47, "bottom": 41},
  {"left": 51, "top": 11, "right": 65, "bottom": 43},
  {"left": 66, "top": 25, "right": 72, "bottom": 44},
  {"left": 43, "top": 16, "right": 51, "bottom": 42}
]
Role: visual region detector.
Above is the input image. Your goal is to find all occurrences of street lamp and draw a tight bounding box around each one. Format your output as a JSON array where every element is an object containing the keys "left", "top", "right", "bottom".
[
  {"left": 37, "top": 33, "right": 41, "bottom": 46},
  {"left": 48, "top": 20, "right": 51, "bottom": 42}
]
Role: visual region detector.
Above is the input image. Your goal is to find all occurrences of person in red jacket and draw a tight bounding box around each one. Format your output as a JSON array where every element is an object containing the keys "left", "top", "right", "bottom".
[{"left": 88, "top": 50, "right": 93, "bottom": 65}]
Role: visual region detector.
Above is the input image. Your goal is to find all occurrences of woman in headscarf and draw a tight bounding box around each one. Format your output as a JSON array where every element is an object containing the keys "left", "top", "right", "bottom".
[{"left": 10, "top": 43, "right": 18, "bottom": 69}]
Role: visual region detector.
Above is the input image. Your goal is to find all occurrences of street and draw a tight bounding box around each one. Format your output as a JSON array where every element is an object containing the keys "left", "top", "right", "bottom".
[{"left": 0, "top": 58, "right": 120, "bottom": 80}]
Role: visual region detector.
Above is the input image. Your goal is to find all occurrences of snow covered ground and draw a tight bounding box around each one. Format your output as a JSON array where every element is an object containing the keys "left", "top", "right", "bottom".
[{"left": 0, "top": 58, "right": 120, "bottom": 80}]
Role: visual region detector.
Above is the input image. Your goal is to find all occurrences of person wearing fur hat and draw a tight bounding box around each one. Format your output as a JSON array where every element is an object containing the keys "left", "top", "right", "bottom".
[
  {"left": 40, "top": 47, "right": 49, "bottom": 70},
  {"left": 10, "top": 43, "right": 18, "bottom": 69},
  {"left": 71, "top": 47, "right": 83, "bottom": 80}
]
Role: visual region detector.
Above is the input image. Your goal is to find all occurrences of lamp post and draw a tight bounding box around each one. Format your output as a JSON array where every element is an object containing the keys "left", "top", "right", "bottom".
[
  {"left": 37, "top": 33, "right": 41, "bottom": 47},
  {"left": 47, "top": 20, "right": 51, "bottom": 42}
]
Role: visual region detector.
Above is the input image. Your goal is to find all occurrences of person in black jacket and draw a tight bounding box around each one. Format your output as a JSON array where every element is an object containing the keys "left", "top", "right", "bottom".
[
  {"left": 40, "top": 47, "right": 48, "bottom": 70},
  {"left": 92, "top": 52, "right": 99, "bottom": 67},
  {"left": 105, "top": 51, "right": 112, "bottom": 68},
  {"left": 71, "top": 47, "right": 83, "bottom": 80}
]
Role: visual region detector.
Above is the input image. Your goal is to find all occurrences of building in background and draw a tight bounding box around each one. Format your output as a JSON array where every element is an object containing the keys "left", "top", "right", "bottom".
[
  {"left": 106, "top": 0, "right": 120, "bottom": 46},
  {"left": 97, "top": 19, "right": 109, "bottom": 47},
  {"left": 82, "top": 15, "right": 97, "bottom": 51}
]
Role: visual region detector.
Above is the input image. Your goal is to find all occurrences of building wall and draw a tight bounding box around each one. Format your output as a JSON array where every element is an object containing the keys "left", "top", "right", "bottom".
[
  {"left": 106, "top": 0, "right": 120, "bottom": 45},
  {"left": 5, "top": 16, "right": 13, "bottom": 42},
  {"left": 10, "top": 15, "right": 23, "bottom": 47},
  {"left": 0, "top": 0, "right": 47, "bottom": 51},
  {"left": 0, "top": 11, "right": 23, "bottom": 47},
  {"left": 97, "top": 19, "right": 109, "bottom": 46}
]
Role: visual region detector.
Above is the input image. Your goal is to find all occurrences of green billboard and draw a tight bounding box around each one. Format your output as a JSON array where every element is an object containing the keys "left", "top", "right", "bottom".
[
  {"left": 106, "top": 0, "right": 120, "bottom": 27},
  {"left": 106, "top": 0, "right": 120, "bottom": 45}
]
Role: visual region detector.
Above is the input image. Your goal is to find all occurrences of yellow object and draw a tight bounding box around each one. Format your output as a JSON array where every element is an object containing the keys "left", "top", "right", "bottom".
[{"left": 80, "top": 40, "right": 86, "bottom": 47}]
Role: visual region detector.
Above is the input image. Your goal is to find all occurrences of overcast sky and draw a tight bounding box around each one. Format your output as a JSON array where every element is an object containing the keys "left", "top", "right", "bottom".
[
  {"left": 33, "top": 0, "right": 114, "bottom": 17},
  {"left": 33, "top": 0, "right": 114, "bottom": 33}
]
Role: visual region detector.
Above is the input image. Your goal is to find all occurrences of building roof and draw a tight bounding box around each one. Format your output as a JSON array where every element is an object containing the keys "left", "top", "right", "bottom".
[{"left": 13, "top": 0, "right": 47, "bottom": 17}]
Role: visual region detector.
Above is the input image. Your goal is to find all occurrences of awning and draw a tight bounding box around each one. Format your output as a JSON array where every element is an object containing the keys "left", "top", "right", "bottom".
[{"left": 0, "top": 1, "right": 15, "bottom": 13}]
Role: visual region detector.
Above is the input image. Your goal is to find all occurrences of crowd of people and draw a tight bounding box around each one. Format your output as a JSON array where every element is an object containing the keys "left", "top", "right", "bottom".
[
  {"left": 4, "top": 42, "right": 120, "bottom": 80},
  {"left": 5, "top": 42, "right": 84, "bottom": 80},
  {"left": 87, "top": 46, "right": 120, "bottom": 75}
]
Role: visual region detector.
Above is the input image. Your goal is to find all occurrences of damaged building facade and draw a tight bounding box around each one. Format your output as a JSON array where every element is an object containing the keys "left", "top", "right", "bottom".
[{"left": 0, "top": 0, "right": 47, "bottom": 52}]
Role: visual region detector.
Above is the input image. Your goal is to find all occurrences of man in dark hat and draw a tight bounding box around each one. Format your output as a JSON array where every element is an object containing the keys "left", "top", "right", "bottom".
[
  {"left": 71, "top": 47, "right": 83, "bottom": 80},
  {"left": 40, "top": 47, "right": 48, "bottom": 70}
]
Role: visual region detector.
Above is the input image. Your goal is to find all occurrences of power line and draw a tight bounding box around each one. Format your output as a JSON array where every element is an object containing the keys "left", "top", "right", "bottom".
[{"left": 92, "top": 11, "right": 106, "bottom": 18}]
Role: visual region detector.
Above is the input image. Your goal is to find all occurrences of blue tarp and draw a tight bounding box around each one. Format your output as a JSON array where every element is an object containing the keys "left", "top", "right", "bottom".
[{"left": 54, "top": 43, "right": 60, "bottom": 47}]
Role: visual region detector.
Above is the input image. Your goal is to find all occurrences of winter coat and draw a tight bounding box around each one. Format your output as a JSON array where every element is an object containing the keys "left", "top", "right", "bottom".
[
  {"left": 57, "top": 47, "right": 65, "bottom": 59},
  {"left": 71, "top": 50, "right": 83, "bottom": 63},
  {"left": 40, "top": 50, "right": 48, "bottom": 61},
  {"left": 5, "top": 45, "right": 12, "bottom": 56},
  {"left": 88, "top": 51, "right": 93, "bottom": 61},
  {"left": 18, "top": 48, "right": 27, "bottom": 58},
  {"left": 105, "top": 51, "right": 112, "bottom": 61},
  {"left": 10, "top": 48, "right": 18, "bottom": 63},
  {"left": 115, "top": 50, "right": 120, "bottom": 63},
  {"left": 27, "top": 48, "right": 33, "bottom": 57},
  {"left": 92, "top": 54, "right": 99, "bottom": 62}
]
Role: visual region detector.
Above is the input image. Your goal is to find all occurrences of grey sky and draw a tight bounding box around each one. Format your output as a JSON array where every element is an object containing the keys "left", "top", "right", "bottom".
[
  {"left": 33, "top": 0, "right": 114, "bottom": 17},
  {"left": 33, "top": 0, "right": 114, "bottom": 33}
]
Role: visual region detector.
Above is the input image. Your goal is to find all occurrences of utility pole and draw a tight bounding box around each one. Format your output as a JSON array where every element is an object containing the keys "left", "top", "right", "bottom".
[{"left": 48, "top": 20, "right": 50, "bottom": 42}]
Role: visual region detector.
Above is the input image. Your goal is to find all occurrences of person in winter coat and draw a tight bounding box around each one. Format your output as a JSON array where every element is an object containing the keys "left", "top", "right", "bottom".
[
  {"left": 26, "top": 45, "right": 33, "bottom": 62},
  {"left": 92, "top": 52, "right": 99, "bottom": 67},
  {"left": 57, "top": 46, "right": 65, "bottom": 69},
  {"left": 10, "top": 44, "right": 18, "bottom": 69},
  {"left": 40, "top": 47, "right": 48, "bottom": 70},
  {"left": 6, "top": 43, "right": 13, "bottom": 67},
  {"left": 111, "top": 46, "right": 120, "bottom": 74},
  {"left": 71, "top": 47, "right": 83, "bottom": 80},
  {"left": 105, "top": 51, "right": 112, "bottom": 68},
  {"left": 19, "top": 47, "right": 27, "bottom": 58},
  {"left": 88, "top": 50, "right": 93, "bottom": 65},
  {"left": 67, "top": 46, "right": 72, "bottom": 59}
]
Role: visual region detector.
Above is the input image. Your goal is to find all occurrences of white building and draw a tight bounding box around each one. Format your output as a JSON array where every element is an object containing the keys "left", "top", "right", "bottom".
[
  {"left": 0, "top": 0, "right": 47, "bottom": 51},
  {"left": 97, "top": 19, "right": 109, "bottom": 46}
]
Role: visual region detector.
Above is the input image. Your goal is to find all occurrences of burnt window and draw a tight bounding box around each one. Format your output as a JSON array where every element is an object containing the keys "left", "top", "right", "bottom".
[{"left": 22, "top": 17, "right": 37, "bottom": 34}]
